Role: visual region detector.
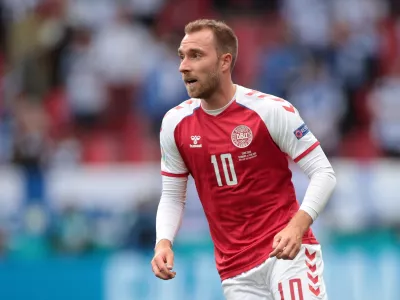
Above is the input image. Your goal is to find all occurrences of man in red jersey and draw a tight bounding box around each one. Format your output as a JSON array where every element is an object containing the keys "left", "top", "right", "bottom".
[{"left": 151, "top": 19, "right": 336, "bottom": 300}]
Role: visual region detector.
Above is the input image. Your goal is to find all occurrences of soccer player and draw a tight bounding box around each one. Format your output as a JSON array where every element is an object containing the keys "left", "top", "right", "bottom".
[{"left": 151, "top": 19, "right": 336, "bottom": 300}]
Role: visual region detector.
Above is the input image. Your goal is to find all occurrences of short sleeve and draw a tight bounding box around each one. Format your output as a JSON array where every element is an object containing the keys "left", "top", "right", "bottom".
[
  {"left": 160, "top": 116, "right": 189, "bottom": 177},
  {"left": 265, "top": 101, "right": 320, "bottom": 163}
]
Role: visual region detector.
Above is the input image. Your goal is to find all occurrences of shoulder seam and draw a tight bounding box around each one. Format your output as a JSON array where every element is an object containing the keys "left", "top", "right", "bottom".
[{"left": 162, "top": 102, "right": 201, "bottom": 131}]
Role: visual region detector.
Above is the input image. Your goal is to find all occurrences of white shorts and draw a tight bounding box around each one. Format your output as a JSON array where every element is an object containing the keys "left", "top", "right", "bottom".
[{"left": 222, "top": 244, "right": 327, "bottom": 300}]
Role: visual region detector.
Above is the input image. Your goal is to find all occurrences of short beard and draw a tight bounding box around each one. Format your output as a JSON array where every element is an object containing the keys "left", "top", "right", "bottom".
[{"left": 188, "top": 68, "right": 220, "bottom": 99}]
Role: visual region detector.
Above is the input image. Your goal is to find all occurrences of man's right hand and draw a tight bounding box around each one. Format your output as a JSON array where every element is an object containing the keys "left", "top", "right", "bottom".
[{"left": 151, "top": 239, "right": 176, "bottom": 280}]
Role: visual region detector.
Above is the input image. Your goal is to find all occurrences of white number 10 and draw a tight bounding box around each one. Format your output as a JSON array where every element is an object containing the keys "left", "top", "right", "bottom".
[{"left": 211, "top": 153, "right": 238, "bottom": 187}]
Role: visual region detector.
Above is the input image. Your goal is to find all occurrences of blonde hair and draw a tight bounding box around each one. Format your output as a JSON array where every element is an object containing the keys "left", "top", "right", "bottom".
[{"left": 185, "top": 19, "right": 238, "bottom": 72}]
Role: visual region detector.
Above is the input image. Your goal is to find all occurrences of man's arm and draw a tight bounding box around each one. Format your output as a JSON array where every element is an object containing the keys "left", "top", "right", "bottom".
[
  {"left": 296, "top": 146, "right": 336, "bottom": 222},
  {"left": 152, "top": 113, "right": 189, "bottom": 280},
  {"left": 152, "top": 175, "right": 187, "bottom": 280},
  {"left": 156, "top": 175, "right": 188, "bottom": 246},
  {"left": 264, "top": 98, "right": 336, "bottom": 259},
  {"left": 270, "top": 146, "right": 336, "bottom": 259},
  {"left": 283, "top": 145, "right": 337, "bottom": 232}
]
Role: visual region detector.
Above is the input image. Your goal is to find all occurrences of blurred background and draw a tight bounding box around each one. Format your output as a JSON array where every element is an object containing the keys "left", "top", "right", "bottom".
[{"left": 0, "top": 0, "right": 399, "bottom": 299}]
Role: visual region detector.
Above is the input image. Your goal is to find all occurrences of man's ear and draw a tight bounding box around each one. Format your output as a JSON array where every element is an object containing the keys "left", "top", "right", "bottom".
[{"left": 220, "top": 53, "right": 233, "bottom": 72}]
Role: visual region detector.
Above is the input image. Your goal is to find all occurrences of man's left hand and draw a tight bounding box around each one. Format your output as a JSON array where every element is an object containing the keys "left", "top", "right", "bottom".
[
  {"left": 269, "top": 225, "right": 303, "bottom": 260},
  {"left": 269, "top": 210, "right": 313, "bottom": 260}
]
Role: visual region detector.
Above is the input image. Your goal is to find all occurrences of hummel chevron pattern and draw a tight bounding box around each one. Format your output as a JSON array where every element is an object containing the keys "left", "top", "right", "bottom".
[
  {"left": 305, "top": 249, "right": 316, "bottom": 260},
  {"left": 305, "top": 248, "right": 320, "bottom": 297},
  {"left": 307, "top": 272, "right": 319, "bottom": 284},
  {"left": 305, "top": 261, "right": 317, "bottom": 273},
  {"left": 309, "top": 285, "right": 321, "bottom": 297}
]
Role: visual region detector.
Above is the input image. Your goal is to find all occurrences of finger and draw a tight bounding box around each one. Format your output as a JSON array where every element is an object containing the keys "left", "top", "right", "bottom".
[
  {"left": 151, "top": 263, "right": 162, "bottom": 278},
  {"left": 277, "top": 242, "right": 295, "bottom": 259},
  {"left": 270, "top": 235, "right": 282, "bottom": 257},
  {"left": 270, "top": 238, "right": 289, "bottom": 258},
  {"left": 151, "top": 260, "right": 169, "bottom": 280},
  {"left": 165, "top": 251, "right": 175, "bottom": 270},
  {"left": 269, "top": 248, "right": 281, "bottom": 258},
  {"left": 272, "top": 235, "right": 281, "bottom": 249},
  {"left": 288, "top": 245, "right": 301, "bottom": 260},
  {"left": 154, "top": 256, "right": 175, "bottom": 278},
  {"left": 151, "top": 260, "right": 159, "bottom": 274},
  {"left": 152, "top": 261, "right": 175, "bottom": 280}
]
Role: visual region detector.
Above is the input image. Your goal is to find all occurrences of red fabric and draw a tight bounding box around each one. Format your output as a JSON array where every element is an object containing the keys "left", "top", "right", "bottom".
[
  {"left": 161, "top": 171, "right": 189, "bottom": 177},
  {"left": 173, "top": 102, "right": 317, "bottom": 280}
]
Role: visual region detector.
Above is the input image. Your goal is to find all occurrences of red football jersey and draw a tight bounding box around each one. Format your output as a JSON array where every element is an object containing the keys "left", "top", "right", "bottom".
[{"left": 160, "top": 85, "right": 319, "bottom": 280}]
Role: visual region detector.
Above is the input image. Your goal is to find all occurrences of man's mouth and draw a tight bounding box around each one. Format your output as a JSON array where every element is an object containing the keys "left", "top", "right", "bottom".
[{"left": 184, "top": 79, "right": 198, "bottom": 86}]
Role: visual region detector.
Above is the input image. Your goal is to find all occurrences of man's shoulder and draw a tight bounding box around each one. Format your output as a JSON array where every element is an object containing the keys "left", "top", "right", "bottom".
[
  {"left": 161, "top": 98, "right": 201, "bottom": 131},
  {"left": 236, "top": 85, "right": 290, "bottom": 114}
]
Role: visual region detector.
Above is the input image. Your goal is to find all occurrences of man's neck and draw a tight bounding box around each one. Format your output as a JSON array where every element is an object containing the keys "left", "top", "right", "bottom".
[{"left": 201, "top": 82, "right": 237, "bottom": 110}]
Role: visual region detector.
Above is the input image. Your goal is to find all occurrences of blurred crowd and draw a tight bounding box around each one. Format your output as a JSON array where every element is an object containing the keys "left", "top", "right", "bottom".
[
  {"left": 0, "top": 0, "right": 400, "bottom": 258},
  {"left": 1, "top": 0, "right": 400, "bottom": 168},
  {"left": 0, "top": 197, "right": 159, "bottom": 259}
]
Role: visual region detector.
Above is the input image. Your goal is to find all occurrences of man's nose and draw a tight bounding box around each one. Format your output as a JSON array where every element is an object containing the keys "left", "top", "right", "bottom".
[{"left": 179, "top": 58, "right": 191, "bottom": 73}]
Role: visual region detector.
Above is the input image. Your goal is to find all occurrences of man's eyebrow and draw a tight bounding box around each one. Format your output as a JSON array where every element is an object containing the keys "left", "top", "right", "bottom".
[{"left": 177, "top": 48, "right": 205, "bottom": 55}]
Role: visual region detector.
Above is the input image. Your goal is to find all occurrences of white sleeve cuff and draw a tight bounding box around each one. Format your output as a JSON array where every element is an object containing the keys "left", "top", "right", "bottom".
[{"left": 155, "top": 175, "right": 188, "bottom": 245}]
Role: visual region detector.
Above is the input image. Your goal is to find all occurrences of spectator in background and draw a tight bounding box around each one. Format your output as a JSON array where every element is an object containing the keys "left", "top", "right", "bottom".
[
  {"left": 330, "top": 0, "right": 386, "bottom": 132},
  {"left": 280, "top": 0, "right": 331, "bottom": 59},
  {"left": 128, "top": 0, "right": 166, "bottom": 25},
  {"left": 7, "top": 0, "right": 68, "bottom": 98},
  {"left": 256, "top": 19, "right": 304, "bottom": 98},
  {"left": 61, "top": 26, "right": 106, "bottom": 137},
  {"left": 12, "top": 95, "right": 50, "bottom": 205},
  {"left": 66, "top": 0, "right": 117, "bottom": 30},
  {"left": 92, "top": 6, "right": 158, "bottom": 130},
  {"left": 287, "top": 57, "right": 346, "bottom": 156},
  {"left": 332, "top": 0, "right": 386, "bottom": 67},
  {"left": 11, "top": 95, "right": 50, "bottom": 166},
  {"left": 368, "top": 59, "right": 400, "bottom": 157},
  {"left": 139, "top": 32, "right": 188, "bottom": 136},
  {"left": 2, "top": 0, "right": 44, "bottom": 23}
]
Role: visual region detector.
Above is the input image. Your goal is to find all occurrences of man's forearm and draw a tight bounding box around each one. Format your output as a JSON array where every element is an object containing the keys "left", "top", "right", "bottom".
[
  {"left": 155, "top": 176, "right": 188, "bottom": 245},
  {"left": 297, "top": 146, "right": 337, "bottom": 222},
  {"left": 155, "top": 239, "right": 172, "bottom": 251},
  {"left": 288, "top": 210, "right": 314, "bottom": 235}
]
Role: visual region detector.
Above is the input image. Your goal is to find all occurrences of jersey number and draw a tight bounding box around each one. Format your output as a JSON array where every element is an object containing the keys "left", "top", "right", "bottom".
[{"left": 211, "top": 154, "right": 238, "bottom": 186}]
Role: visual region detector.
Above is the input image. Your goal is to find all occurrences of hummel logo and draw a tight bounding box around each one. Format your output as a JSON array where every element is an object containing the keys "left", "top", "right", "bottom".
[
  {"left": 190, "top": 136, "right": 202, "bottom": 148},
  {"left": 191, "top": 136, "right": 200, "bottom": 144}
]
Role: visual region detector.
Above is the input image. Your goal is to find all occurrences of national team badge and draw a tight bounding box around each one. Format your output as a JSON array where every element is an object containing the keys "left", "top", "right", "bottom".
[{"left": 231, "top": 125, "right": 253, "bottom": 148}]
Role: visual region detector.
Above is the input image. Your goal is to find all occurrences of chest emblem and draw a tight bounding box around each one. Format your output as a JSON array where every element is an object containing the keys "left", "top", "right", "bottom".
[{"left": 231, "top": 125, "right": 253, "bottom": 148}]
